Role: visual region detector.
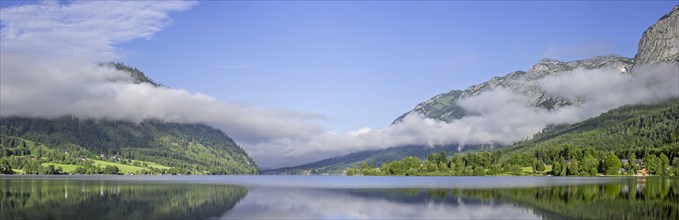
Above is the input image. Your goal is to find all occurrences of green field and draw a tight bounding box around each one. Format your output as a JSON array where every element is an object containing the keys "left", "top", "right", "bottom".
[
  {"left": 36, "top": 159, "right": 171, "bottom": 174},
  {"left": 130, "top": 160, "right": 170, "bottom": 170},
  {"left": 90, "top": 159, "right": 152, "bottom": 174},
  {"left": 41, "top": 162, "right": 81, "bottom": 173}
]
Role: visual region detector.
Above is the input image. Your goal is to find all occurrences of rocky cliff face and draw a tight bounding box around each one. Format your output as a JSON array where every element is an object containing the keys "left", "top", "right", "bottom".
[
  {"left": 395, "top": 55, "right": 633, "bottom": 123},
  {"left": 634, "top": 5, "right": 679, "bottom": 65}
]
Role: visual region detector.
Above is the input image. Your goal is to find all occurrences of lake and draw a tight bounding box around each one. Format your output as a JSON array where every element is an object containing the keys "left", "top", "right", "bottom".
[{"left": 1, "top": 175, "right": 677, "bottom": 219}]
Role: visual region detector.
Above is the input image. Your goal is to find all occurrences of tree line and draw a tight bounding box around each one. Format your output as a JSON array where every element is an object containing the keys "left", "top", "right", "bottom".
[{"left": 346, "top": 145, "right": 679, "bottom": 176}]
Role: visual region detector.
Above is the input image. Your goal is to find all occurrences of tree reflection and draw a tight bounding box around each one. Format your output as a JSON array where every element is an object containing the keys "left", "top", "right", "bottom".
[{"left": 0, "top": 179, "right": 247, "bottom": 220}]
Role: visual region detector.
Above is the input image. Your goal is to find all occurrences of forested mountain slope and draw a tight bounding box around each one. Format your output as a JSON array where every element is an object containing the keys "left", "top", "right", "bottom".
[
  {"left": 506, "top": 98, "right": 679, "bottom": 155},
  {"left": 0, "top": 64, "right": 258, "bottom": 174}
]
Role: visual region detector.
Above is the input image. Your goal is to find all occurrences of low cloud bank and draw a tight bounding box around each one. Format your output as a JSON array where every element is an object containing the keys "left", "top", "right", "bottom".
[
  {"left": 2, "top": 1, "right": 677, "bottom": 168},
  {"left": 246, "top": 64, "right": 678, "bottom": 167}
]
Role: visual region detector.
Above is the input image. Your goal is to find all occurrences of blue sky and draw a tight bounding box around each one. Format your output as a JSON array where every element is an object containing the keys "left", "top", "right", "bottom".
[{"left": 117, "top": 1, "right": 676, "bottom": 133}]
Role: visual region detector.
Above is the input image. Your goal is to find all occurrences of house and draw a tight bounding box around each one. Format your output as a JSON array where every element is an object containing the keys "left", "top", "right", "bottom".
[
  {"left": 636, "top": 168, "right": 649, "bottom": 176},
  {"left": 621, "top": 158, "right": 643, "bottom": 168}
]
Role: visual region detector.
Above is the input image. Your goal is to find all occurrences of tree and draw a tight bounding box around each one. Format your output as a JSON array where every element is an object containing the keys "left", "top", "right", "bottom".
[
  {"left": 472, "top": 166, "right": 485, "bottom": 176},
  {"left": 534, "top": 160, "right": 546, "bottom": 173},
  {"left": 628, "top": 151, "right": 637, "bottom": 171},
  {"left": 553, "top": 157, "right": 565, "bottom": 176},
  {"left": 388, "top": 161, "right": 404, "bottom": 175},
  {"left": 644, "top": 154, "right": 659, "bottom": 174},
  {"left": 658, "top": 153, "right": 670, "bottom": 176},
  {"left": 438, "top": 161, "right": 449, "bottom": 173},
  {"left": 423, "top": 161, "right": 437, "bottom": 173},
  {"left": 451, "top": 154, "right": 464, "bottom": 174},
  {"left": 581, "top": 154, "right": 599, "bottom": 176},
  {"left": 568, "top": 158, "right": 580, "bottom": 176},
  {"left": 403, "top": 157, "right": 421, "bottom": 172},
  {"left": 672, "top": 157, "right": 679, "bottom": 176},
  {"left": 427, "top": 153, "right": 438, "bottom": 163},
  {"left": 104, "top": 165, "right": 119, "bottom": 175},
  {"left": 553, "top": 161, "right": 562, "bottom": 176},
  {"left": 74, "top": 166, "right": 86, "bottom": 174},
  {"left": 44, "top": 165, "right": 56, "bottom": 174},
  {"left": 605, "top": 153, "right": 621, "bottom": 175},
  {"left": 510, "top": 165, "right": 523, "bottom": 176},
  {"left": 345, "top": 168, "right": 358, "bottom": 176},
  {"left": 0, "top": 159, "right": 14, "bottom": 174},
  {"left": 438, "top": 150, "right": 447, "bottom": 165}
]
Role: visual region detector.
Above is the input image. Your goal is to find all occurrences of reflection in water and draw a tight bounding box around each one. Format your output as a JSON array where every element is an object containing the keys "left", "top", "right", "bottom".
[
  {"left": 1, "top": 176, "right": 677, "bottom": 219},
  {"left": 222, "top": 187, "right": 538, "bottom": 219},
  {"left": 223, "top": 177, "right": 678, "bottom": 219},
  {"left": 0, "top": 179, "right": 247, "bottom": 220}
]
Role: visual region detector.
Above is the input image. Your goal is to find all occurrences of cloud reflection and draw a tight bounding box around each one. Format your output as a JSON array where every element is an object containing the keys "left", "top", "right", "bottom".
[{"left": 222, "top": 188, "right": 539, "bottom": 219}]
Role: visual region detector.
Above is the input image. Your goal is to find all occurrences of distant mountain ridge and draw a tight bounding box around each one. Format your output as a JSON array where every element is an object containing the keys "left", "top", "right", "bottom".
[
  {"left": 394, "top": 55, "right": 633, "bottom": 123},
  {"left": 263, "top": 145, "right": 490, "bottom": 175}
]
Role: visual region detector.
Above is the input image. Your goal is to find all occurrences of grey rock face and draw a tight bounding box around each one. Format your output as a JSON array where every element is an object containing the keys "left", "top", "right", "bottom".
[
  {"left": 394, "top": 55, "right": 633, "bottom": 123},
  {"left": 634, "top": 5, "right": 679, "bottom": 65}
]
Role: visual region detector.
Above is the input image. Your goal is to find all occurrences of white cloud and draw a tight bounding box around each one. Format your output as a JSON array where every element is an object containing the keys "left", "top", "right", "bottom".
[
  {"left": 0, "top": 1, "right": 196, "bottom": 61},
  {"left": 0, "top": 1, "right": 323, "bottom": 145},
  {"left": 245, "top": 64, "right": 679, "bottom": 168}
]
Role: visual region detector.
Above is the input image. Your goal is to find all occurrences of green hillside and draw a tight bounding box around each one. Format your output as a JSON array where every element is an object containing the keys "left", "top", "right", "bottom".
[
  {"left": 0, "top": 116, "right": 258, "bottom": 175},
  {"left": 507, "top": 98, "right": 679, "bottom": 155},
  {"left": 345, "top": 99, "right": 679, "bottom": 177},
  {"left": 0, "top": 63, "right": 258, "bottom": 175}
]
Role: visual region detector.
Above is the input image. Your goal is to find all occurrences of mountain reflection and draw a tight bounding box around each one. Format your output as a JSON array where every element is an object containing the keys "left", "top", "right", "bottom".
[
  {"left": 1, "top": 176, "right": 677, "bottom": 220},
  {"left": 222, "top": 187, "right": 539, "bottom": 219},
  {"left": 223, "top": 177, "right": 678, "bottom": 220},
  {"left": 0, "top": 179, "right": 247, "bottom": 220}
]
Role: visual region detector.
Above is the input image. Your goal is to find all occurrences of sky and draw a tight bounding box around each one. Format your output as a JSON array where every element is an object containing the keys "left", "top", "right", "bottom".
[
  {"left": 116, "top": 1, "right": 677, "bottom": 132},
  {"left": 1, "top": 1, "right": 678, "bottom": 168}
]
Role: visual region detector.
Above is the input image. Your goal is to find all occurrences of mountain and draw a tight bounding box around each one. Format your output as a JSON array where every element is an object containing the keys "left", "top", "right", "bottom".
[
  {"left": 504, "top": 5, "right": 679, "bottom": 156},
  {"left": 269, "top": 5, "right": 679, "bottom": 175},
  {"left": 263, "top": 145, "right": 496, "bottom": 175},
  {"left": 107, "top": 62, "right": 163, "bottom": 87},
  {"left": 0, "top": 64, "right": 258, "bottom": 174},
  {"left": 394, "top": 55, "right": 633, "bottom": 123},
  {"left": 269, "top": 55, "right": 636, "bottom": 175},
  {"left": 633, "top": 5, "right": 679, "bottom": 65},
  {"left": 398, "top": 5, "right": 678, "bottom": 123}
]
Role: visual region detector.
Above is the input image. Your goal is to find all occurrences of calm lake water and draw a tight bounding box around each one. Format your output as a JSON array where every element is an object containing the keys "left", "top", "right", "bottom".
[{"left": 1, "top": 175, "right": 677, "bottom": 219}]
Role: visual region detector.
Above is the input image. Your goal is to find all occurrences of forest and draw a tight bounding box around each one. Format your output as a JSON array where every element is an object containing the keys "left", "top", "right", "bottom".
[
  {"left": 348, "top": 99, "right": 679, "bottom": 176},
  {"left": 346, "top": 146, "right": 679, "bottom": 176},
  {"left": 0, "top": 116, "right": 259, "bottom": 175}
]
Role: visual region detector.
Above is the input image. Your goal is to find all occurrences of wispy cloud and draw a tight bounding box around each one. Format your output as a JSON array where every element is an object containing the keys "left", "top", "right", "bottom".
[{"left": 244, "top": 63, "right": 679, "bottom": 167}]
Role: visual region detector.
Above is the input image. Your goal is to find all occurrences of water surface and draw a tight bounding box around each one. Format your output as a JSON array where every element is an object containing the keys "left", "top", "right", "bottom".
[{"left": 1, "top": 175, "right": 677, "bottom": 219}]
